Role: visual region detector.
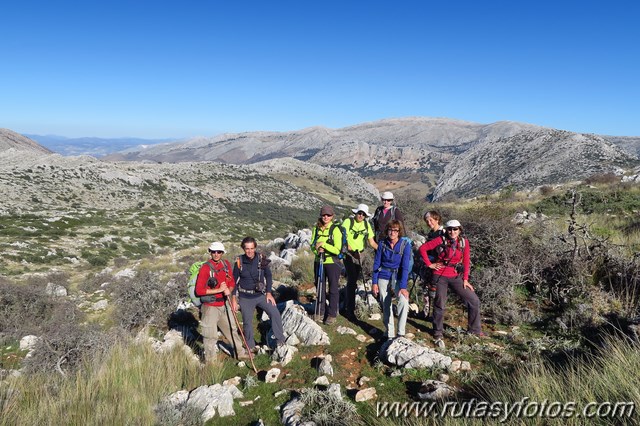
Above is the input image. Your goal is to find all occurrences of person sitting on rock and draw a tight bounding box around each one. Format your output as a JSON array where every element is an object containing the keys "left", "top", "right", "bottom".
[{"left": 233, "top": 236, "right": 285, "bottom": 351}]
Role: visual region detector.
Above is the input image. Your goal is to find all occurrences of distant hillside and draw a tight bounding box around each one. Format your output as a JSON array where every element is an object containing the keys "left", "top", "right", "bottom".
[
  {"left": 24, "top": 134, "right": 177, "bottom": 157},
  {"left": 102, "top": 117, "right": 639, "bottom": 200},
  {"left": 0, "top": 129, "right": 52, "bottom": 154}
]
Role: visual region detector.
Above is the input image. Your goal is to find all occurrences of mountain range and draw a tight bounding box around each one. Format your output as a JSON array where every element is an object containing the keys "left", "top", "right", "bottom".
[{"left": 100, "top": 117, "right": 640, "bottom": 200}]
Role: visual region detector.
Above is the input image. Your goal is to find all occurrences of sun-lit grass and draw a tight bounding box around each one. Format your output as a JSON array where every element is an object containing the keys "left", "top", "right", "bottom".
[{"left": 1, "top": 341, "right": 228, "bottom": 426}]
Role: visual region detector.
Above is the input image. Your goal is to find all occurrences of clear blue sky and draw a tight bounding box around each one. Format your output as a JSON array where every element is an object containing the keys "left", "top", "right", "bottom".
[{"left": 1, "top": 0, "right": 639, "bottom": 138}]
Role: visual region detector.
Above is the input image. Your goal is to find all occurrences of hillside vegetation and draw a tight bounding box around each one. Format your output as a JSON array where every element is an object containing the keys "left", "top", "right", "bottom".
[{"left": 2, "top": 175, "right": 639, "bottom": 425}]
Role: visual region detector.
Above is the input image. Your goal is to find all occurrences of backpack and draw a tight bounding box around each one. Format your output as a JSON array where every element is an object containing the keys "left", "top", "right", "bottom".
[
  {"left": 379, "top": 236, "right": 413, "bottom": 276},
  {"left": 345, "top": 217, "right": 371, "bottom": 241},
  {"left": 187, "top": 260, "right": 229, "bottom": 307},
  {"left": 235, "top": 253, "right": 269, "bottom": 293},
  {"left": 327, "top": 223, "right": 348, "bottom": 260}
]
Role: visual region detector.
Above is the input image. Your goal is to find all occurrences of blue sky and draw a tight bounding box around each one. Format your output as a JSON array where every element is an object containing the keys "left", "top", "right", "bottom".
[{"left": 1, "top": 0, "right": 639, "bottom": 138}]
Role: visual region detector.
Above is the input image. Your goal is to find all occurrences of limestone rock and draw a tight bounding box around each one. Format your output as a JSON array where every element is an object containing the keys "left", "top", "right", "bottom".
[
  {"left": 381, "top": 337, "right": 452, "bottom": 370},
  {"left": 265, "top": 368, "right": 281, "bottom": 383},
  {"left": 280, "top": 304, "right": 330, "bottom": 346},
  {"left": 355, "top": 387, "right": 377, "bottom": 402},
  {"left": 417, "top": 380, "right": 459, "bottom": 401}
]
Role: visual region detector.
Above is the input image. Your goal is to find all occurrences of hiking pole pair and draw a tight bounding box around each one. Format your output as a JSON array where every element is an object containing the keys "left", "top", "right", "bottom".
[
  {"left": 224, "top": 295, "right": 258, "bottom": 374},
  {"left": 314, "top": 253, "right": 325, "bottom": 321}
]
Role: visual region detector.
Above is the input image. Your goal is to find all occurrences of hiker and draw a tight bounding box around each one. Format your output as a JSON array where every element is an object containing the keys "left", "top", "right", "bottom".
[
  {"left": 419, "top": 210, "right": 445, "bottom": 318},
  {"left": 342, "top": 203, "right": 378, "bottom": 319},
  {"left": 195, "top": 242, "right": 248, "bottom": 361},
  {"left": 372, "top": 220, "right": 412, "bottom": 340},
  {"left": 233, "top": 236, "right": 285, "bottom": 351},
  {"left": 311, "top": 205, "right": 343, "bottom": 325},
  {"left": 372, "top": 191, "right": 405, "bottom": 242},
  {"left": 418, "top": 220, "right": 482, "bottom": 348}
]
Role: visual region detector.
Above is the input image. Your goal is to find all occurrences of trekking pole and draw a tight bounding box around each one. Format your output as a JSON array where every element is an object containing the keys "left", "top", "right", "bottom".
[
  {"left": 225, "top": 295, "right": 258, "bottom": 374},
  {"left": 315, "top": 253, "right": 325, "bottom": 319}
]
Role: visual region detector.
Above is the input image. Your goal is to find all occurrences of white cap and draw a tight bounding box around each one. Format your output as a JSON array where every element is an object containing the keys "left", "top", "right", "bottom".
[
  {"left": 208, "top": 242, "right": 225, "bottom": 253},
  {"left": 381, "top": 191, "right": 394, "bottom": 200},
  {"left": 445, "top": 220, "right": 461, "bottom": 228},
  {"left": 351, "top": 203, "right": 372, "bottom": 217}
]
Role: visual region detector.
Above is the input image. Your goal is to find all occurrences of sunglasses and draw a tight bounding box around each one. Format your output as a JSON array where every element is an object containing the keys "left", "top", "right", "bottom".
[
  {"left": 388, "top": 228, "right": 400, "bottom": 233},
  {"left": 382, "top": 199, "right": 393, "bottom": 202},
  {"left": 321, "top": 214, "right": 333, "bottom": 218},
  {"left": 210, "top": 250, "right": 224, "bottom": 254},
  {"left": 446, "top": 227, "right": 460, "bottom": 231},
  {"left": 356, "top": 211, "right": 366, "bottom": 216}
]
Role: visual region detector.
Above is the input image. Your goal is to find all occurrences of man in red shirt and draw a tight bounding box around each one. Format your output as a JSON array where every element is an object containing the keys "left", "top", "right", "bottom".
[{"left": 195, "top": 242, "right": 248, "bottom": 362}]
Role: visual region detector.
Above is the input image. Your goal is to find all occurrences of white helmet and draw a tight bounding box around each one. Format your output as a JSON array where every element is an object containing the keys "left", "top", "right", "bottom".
[{"left": 208, "top": 242, "right": 225, "bottom": 253}]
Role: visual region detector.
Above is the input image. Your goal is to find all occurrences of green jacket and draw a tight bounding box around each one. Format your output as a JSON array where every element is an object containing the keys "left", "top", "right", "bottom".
[
  {"left": 342, "top": 217, "right": 373, "bottom": 253},
  {"left": 311, "top": 222, "right": 343, "bottom": 264}
]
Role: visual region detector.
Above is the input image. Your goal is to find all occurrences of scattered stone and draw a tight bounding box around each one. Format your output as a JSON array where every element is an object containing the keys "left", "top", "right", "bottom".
[
  {"left": 162, "top": 383, "right": 244, "bottom": 422},
  {"left": 91, "top": 299, "right": 108, "bottom": 311},
  {"left": 45, "top": 282, "right": 67, "bottom": 297},
  {"left": 114, "top": 268, "right": 136, "bottom": 278},
  {"left": 239, "top": 400, "right": 254, "bottom": 407},
  {"left": 358, "top": 376, "right": 370, "bottom": 387},
  {"left": 223, "top": 376, "right": 242, "bottom": 387},
  {"left": 355, "top": 334, "right": 367, "bottom": 342},
  {"left": 337, "top": 326, "right": 357, "bottom": 335},
  {"left": 437, "top": 373, "right": 450, "bottom": 383},
  {"left": 314, "top": 375, "right": 330, "bottom": 386},
  {"left": 355, "top": 387, "right": 377, "bottom": 402},
  {"left": 19, "top": 335, "right": 39, "bottom": 351},
  {"left": 369, "top": 313, "right": 381, "bottom": 321},
  {"left": 272, "top": 344, "right": 298, "bottom": 366},
  {"left": 327, "top": 383, "right": 342, "bottom": 399},
  {"left": 274, "top": 389, "right": 288, "bottom": 398},
  {"left": 265, "top": 368, "right": 281, "bottom": 383},
  {"left": 381, "top": 337, "right": 452, "bottom": 370},
  {"left": 390, "top": 369, "right": 403, "bottom": 377},
  {"left": 404, "top": 333, "right": 415, "bottom": 340},
  {"left": 281, "top": 396, "right": 306, "bottom": 426},
  {"left": 417, "top": 380, "right": 459, "bottom": 400},
  {"left": 318, "top": 355, "right": 334, "bottom": 376},
  {"left": 449, "top": 360, "right": 462, "bottom": 372},
  {"left": 460, "top": 361, "right": 471, "bottom": 371},
  {"left": 238, "top": 361, "right": 246, "bottom": 368}
]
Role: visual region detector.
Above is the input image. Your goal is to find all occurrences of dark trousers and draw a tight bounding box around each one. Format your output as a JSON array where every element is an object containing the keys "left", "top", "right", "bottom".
[
  {"left": 344, "top": 254, "right": 362, "bottom": 313},
  {"left": 238, "top": 294, "right": 285, "bottom": 349},
  {"left": 314, "top": 262, "right": 341, "bottom": 319},
  {"left": 432, "top": 275, "right": 481, "bottom": 338}
]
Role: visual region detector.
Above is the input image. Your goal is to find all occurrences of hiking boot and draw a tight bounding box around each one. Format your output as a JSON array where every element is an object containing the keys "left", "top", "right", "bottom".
[
  {"left": 434, "top": 338, "right": 445, "bottom": 349},
  {"left": 324, "top": 316, "right": 337, "bottom": 325},
  {"left": 313, "top": 314, "right": 323, "bottom": 322}
]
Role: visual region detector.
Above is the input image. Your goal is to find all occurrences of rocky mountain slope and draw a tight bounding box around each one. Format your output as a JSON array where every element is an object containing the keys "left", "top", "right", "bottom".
[
  {"left": 0, "top": 128, "right": 52, "bottom": 154},
  {"left": 102, "top": 118, "right": 639, "bottom": 200},
  {"left": 0, "top": 129, "right": 376, "bottom": 216},
  {"left": 432, "top": 130, "right": 636, "bottom": 199}
]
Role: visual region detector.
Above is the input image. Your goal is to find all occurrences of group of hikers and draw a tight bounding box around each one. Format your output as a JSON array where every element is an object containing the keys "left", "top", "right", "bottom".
[{"left": 192, "top": 191, "right": 483, "bottom": 363}]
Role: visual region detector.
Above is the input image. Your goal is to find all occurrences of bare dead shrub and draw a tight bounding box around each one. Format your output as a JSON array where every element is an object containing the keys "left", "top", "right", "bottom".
[
  {"left": 112, "top": 270, "right": 184, "bottom": 332},
  {"left": 0, "top": 280, "right": 83, "bottom": 343},
  {"left": 539, "top": 185, "right": 554, "bottom": 196},
  {"left": 78, "top": 272, "right": 112, "bottom": 293},
  {"left": 584, "top": 172, "right": 620, "bottom": 185},
  {"left": 23, "top": 323, "right": 123, "bottom": 375}
]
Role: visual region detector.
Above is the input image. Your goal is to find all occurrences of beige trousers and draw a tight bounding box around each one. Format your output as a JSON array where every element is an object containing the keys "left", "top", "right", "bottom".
[{"left": 200, "top": 302, "right": 246, "bottom": 361}]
